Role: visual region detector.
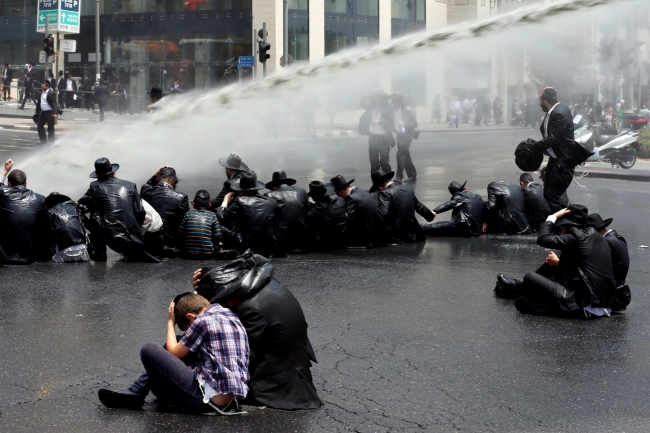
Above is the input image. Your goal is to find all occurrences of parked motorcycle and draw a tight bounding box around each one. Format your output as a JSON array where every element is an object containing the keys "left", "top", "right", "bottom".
[{"left": 573, "top": 114, "right": 647, "bottom": 169}]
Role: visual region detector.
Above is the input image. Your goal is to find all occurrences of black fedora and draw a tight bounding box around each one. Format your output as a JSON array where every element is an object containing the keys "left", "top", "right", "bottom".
[
  {"left": 44, "top": 192, "right": 72, "bottom": 209},
  {"left": 230, "top": 171, "right": 265, "bottom": 192},
  {"left": 369, "top": 169, "right": 395, "bottom": 193},
  {"left": 448, "top": 180, "right": 467, "bottom": 195},
  {"left": 330, "top": 175, "right": 355, "bottom": 192},
  {"left": 147, "top": 87, "right": 163, "bottom": 99},
  {"left": 265, "top": 170, "right": 296, "bottom": 189},
  {"left": 307, "top": 181, "right": 335, "bottom": 198},
  {"left": 219, "top": 154, "right": 246, "bottom": 171},
  {"left": 90, "top": 157, "right": 119, "bottom": 178},
  {"left": 587, "top": 213, "right": 613, "bottom": 232},
  {"left": 556, "top": 204, "right": 592, "bottom": 228}
]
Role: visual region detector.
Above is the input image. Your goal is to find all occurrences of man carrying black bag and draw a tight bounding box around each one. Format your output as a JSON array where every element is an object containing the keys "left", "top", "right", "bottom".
[{"left": 35, "top": 80, "right": 58, "bottom": 144}]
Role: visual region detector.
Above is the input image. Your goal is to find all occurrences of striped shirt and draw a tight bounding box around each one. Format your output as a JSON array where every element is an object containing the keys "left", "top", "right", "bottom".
[{"left": 178, "top": 209, "right": 222, "bottom": 255}]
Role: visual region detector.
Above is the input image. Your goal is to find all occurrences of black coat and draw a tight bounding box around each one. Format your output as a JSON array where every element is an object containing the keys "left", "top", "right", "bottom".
[
  {"left": 537, "top": 221, "right": 616, "bottom": 311},
  {"left": 0, "top": 185, "right": 54, "bottom": 264},
  {"left": 484, "top": 181, "right": 531, "bottom": 235},
  {"left": 47, "top": 200, "right": 87, "bottom": 252},
  {"left": 521, "top": 182, "right": 550, "bottom": 232},
  {"left": 2, "top": 67, "right": 13, "bottom": 85},
  {"left": 307, "top": 196, "right": 347, "bottom": 251},
  {"left": 358, "top": 107, "right": 395, "bottom": 143},
  {"left": 35, "top": 88, "right": 57, "bottom": 114},
  {"left": 389, "top": 108, "right": 419, "bottom": 144},
  {"left": 140, "top": 176, "right": 189, "bottom": 245},
  {"left": 23, "top": 68, "right": 33, "bottom": 87},
  {"left": 378, "top": 183, "right": 433, "bottom": 243},
  {"left": 78, "top": 177, "right": 146, "bottom": 250},
  {"left": 217, "top": 193, "right": 282, "bottom": 258},
  {"left": 197, "top": 251, "right": 321, "bottom": 410},
  {"left": 433, "top": 191, "right": 484, "bottom": 236},
  {"left": 94, "top": 85, "right": 110, "bottom": 105},
  {"left": 343, "top": 187, "right": 393, "bottom": 247},
  {"left": 604, "top": 229, "right": 631, "bottom": 310},
  {"left": 534, "top": 103, "right": 593, "bottom": 170},
  {"left": 265, "top": 185, "right": 311, "bottom": 253},
  {"left": 211, "top": 163, "right": 251, "bottom": 209}
]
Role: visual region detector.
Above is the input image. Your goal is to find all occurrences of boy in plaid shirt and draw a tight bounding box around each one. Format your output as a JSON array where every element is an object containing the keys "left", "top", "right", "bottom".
[
  {"left": 98, "top": 293, "right": 250, "bottom": 414},
  {"left": 178, "top": 190, "right": 222, "bottom": 257}
]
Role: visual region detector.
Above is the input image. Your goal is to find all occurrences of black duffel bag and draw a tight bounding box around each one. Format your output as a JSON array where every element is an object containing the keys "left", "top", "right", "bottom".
[{"left": 515, "top": 138, "right": 544, "bottom": 171}]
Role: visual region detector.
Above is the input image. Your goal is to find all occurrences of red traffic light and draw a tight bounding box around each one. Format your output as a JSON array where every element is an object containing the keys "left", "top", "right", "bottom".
[{"left": 44, "top": 35, "right": 55, "bottom": 56}]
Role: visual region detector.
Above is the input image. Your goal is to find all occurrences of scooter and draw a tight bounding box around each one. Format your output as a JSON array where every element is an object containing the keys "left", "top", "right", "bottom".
[{"left": 573, "top": 114, "right": 647, "bottom": 169}]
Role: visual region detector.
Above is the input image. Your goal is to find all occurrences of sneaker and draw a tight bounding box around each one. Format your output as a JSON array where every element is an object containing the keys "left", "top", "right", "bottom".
[
  {"left": 494, "top": 273, "right": 523, "bottom": 299},
  {"left": 98, "top": 389, "right": 145, "bottom": 409},
  {"left": 405, "top": 177, "right": 417, "bottom": 183}
]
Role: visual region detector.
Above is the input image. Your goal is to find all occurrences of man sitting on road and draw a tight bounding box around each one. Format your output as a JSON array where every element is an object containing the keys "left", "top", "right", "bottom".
[
  {"left": 494, "top": 204, "right": 616, "bottom": 319},
  {"left": 520, "top": 173, "right": 550, "bottom": 232},
  {"left": 193, "top": 250, "right": 322, "bottom": 411},
  {"left": 211, "top": 153, "right": 252, "bottom": 209},
  {"left": 306, "top": 181, "right": 347, "bottom": 251},
  {"left": 482, "top": 181, "right": 531, "bottom": 235},
  {"left": 0, "top": 159, "right": 55, "bottom": 264},
  {"left": 421, "top": 181, "right": 483, "bottom": 237},
  {"left": 371, "top": 169, "right": 433, "bottom": 243}
]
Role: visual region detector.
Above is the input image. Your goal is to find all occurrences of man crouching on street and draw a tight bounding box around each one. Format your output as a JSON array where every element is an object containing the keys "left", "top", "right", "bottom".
[{"left": 98, "top": 293, "right": 250, "bottom": 414}]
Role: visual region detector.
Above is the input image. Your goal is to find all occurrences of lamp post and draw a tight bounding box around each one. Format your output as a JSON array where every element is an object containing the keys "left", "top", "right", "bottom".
[{"left": 95, "top": 0, "right": 100, "bottom": 81}]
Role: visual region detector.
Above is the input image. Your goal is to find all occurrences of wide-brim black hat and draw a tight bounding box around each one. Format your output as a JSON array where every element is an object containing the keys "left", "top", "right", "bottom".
[
  {"left": 90, "top": 157, "right": 119, "bottom": 178},
  {"left": 369, "top": 169, "right": 395, "bottom": 193},
  {"left": 307, "top": 181, "right": 335, "bottom": 198},
  {"left": 147, "top": 87, "right": 163, "bottom": 98},
  {"left": 219, "top": 154, "right": 246, "bottom": 171},
  {"left": 556, "top": 204, "right": 593, "bottom": 228},
  {"left": 230, "top": 171, "right": 265, "bottom": 192},
  {"left": 265, "top": 170, "right": 297, "bottom": 189},
  {"left": 44, "top": 192, "right": 72, "bottom": 209},
  {"left": 587, "top": 213, "right": 613, "bottom": 232},
  {"left": 448, "top": 180, "right": 467, "bottom": 195},
  {"left": 331, "top": 175, "right": 355, "bottom": 192}
]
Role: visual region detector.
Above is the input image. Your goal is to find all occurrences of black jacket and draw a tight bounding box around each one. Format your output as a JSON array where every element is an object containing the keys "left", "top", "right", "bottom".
[
  {"left": 390, "top": 108, "right": 419, "bottom": 144},
  {"left": 140, "top": 176, "right": 189, "bottom": 245},
  {"left": 56, "top": 77, "right": 66, "bottom": 92},
  {"left": 307, "top": 196, "right": 347, "bottom": 251},
  {"left": 537, "top": 221, "right": 616, "bottom": 311},
  {"left": 343, "top": 187, "right": 393, "bottom": 247},
  {"left": 358, "top": 107, "right": 395, "bottom": 143},
  {"left": 0, "top": 185, "right": 54, "bottom": 264},
  {"left": 2, "top": 67, "right": 13, "bottom": 85},
  {"left": 604, "top": 229, "right": 631, "bottom": 310},
  {"left": 484, "top": 181, "right": 531, "bottom": 235},
  {"left": 35, "top": 88, "right": 57, "bottom": 114},
  {"left": 23, "top": 68, "right": 33, "bottom": 87},
  {"left": 197, "top": 251, "right": 321, "bottom": 410},
  {"left": 521, "top": 182, "right": 550, "bottom": 232},
  {"left": 78, "top": 177, "right": 146, "bottom": 250},
  {"left": 94, "top": 85, "right": 110, "bottom": 105},
  {"left": 433, "top": 191, "right": 484, "bottom": 236},
  {"left": 217, "top": 193, "right": 282, "bottom": 258},
  {"left": 378, "top": 183, "right": 433, "bottom": 243},
  {"left": 211, "top": 163, "right": 251, "bottom": 209},
  {"left": 265, "top": 185, "right": 311, "bottom": 253},
  {"left": 534, "top": 103, "right": 593, "bottom": 170},
  {"left": 47, "top": 199, "right": 87, "bottom": 252},
  {"left": 63, "top": 79, "right": 77, "bottom": 92}
]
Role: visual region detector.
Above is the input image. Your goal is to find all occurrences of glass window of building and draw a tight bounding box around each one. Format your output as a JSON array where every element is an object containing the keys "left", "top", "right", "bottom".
[
  {"left": 288, "top": 0, "right": 308, "bottom": 62},
  {"left": 391, "top": 0, "right": 425, "bottom": 38},
  {"left": 325, "top": 0, "right": 379, "bottom": 56}
]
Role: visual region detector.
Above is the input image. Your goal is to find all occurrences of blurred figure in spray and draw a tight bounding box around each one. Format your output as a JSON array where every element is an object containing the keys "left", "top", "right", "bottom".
[
  {"left": 593, "top": 100, "right": 603, "bottom": 122},
  {"left": 358, "top": 89, "right": 395, "bottom": 174},
  {"left": 389, "top": 93, "right": 419, "bottom": 184},
  {"left": 461, "top": 97, "right": 471, "bottom": 123},
  {"left": 112, "top": 79, "right": 128, "bottom": 115},
  {"left": 431, "top": 94, "right": 442, "bottom": 123},
  {"left": 473, "top": 96, "right": 484, "bottom": 126},
  {"left": 94, "top": 80, "right": 110, "bottom": 121},
  {"left": 448, "top": 96, "right": 460, "bottom": 128},
  {"left": 493, "top": 97, "right": 503, "bottom": 125},
  {"left": 146, "top": 86, "right": 163, "bottom": 113},
  {"left": 600, "top": 102, "right": 616, "bottom": 134}
]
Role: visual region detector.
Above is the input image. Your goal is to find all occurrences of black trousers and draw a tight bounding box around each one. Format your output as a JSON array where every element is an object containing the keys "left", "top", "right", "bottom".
[
  {"left": 544, "top": 158, "right": 572, "bottom": 213},
  {"left": 368, "top": 134, "right": 392, "bottom": 174},
  {"left": 395, "top": 135, "right": 416, "bottom": 180},
  {"left": 37, "top": 110, "right": 55, "bottom": 143},
  {"left": 421, "top": 221, "right": 471, "bottom": 237},
  {"left": 20, "top": 86, "right": 35, "bottom": 108},
  {"left": 98, "top": 102, "right": 106, "bottom": 121},
  {"left": 3, "top": 83, "right": 10, "bottom": 100},
  {"left": 65, "top": 91, "right": 75, "bottom": 109}
]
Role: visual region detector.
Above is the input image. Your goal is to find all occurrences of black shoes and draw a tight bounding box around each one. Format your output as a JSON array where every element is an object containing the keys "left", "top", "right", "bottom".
[
  {"left": 494, "top": 273, "right": 523, "bottom": 299},
  {"left": 98, "top": 389, "right": 145, "bottom": 409},
  {"left": 514, "top": 297, "right": 551, "bottom": 316},
  {"left": 394, "top": 178, "right": 403, "bottom": 185},
  {"left": 405, "top": 177, "right": 417, "bottom": 183}
]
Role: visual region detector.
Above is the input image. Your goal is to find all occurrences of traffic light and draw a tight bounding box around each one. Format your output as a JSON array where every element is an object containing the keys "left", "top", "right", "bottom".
[
  {"left": 44, "top": 35, "right": 54, "bottom": 56},
  {"left": 258, "top": 41, "right": 271, "bottom": 64}
]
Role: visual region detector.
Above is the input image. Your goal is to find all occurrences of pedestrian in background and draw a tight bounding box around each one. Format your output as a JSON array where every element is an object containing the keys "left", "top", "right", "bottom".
[
  {"left": 2, "top": 63, "right": 13, "bottom": 101},
  {"left": 94, "top": 80, "right": 110, "bottom": 122},
  {"left": 358, "top": 89, "right": 395, "bottom": 174},
  {"left": 18, "top": 62, "right": 35, "bottom": 109},
  {"left": 35, "top": 80, "right": 58, "bottom": 144},
  {"left": 65, "top": 73, "right": 77, "bottom": 110},
  {"left": 431, "top": 94, "right": 442, "bottom": 123},
  {"left": 389, "top": 93, "right": 419, "bottom": 184}
]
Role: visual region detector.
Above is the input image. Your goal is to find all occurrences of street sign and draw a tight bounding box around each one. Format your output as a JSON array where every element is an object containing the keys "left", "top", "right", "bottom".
[
  {"left": 59, "top": 39, "right": 77, "bottom": 52},
  {"left": 38, "top": 51, "right": 55, "bottom": 64},
  {"left": 37, "top": 0, "right": 81, "bottom": 34},
  {"left": 238, "top": 56, "right": 255, "bottom": 68}
]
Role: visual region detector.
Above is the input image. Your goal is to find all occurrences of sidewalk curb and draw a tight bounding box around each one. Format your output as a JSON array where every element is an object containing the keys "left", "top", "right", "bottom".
[
  {"left": 583, "top": 171, "right": 650, "bottom": 182},
  {"left": 316, "top": 130, "right": 355, "bottom": 138},
  {"left": 0, "top": 123, "right": 81, "bottom": 132},
  {"left": 0, "top": 113, "right": 32, "bottom": 119}
]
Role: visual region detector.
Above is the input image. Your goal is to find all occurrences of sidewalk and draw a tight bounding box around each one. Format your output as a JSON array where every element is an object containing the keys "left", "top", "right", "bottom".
[{"left": 580, "top": 159, "right": 650, "bottom": 182}]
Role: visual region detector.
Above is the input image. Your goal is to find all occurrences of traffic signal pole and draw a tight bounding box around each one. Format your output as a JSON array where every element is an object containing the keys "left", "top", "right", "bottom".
[
  {"left": 95, "top": 0, "right": 101, "bottom": 81},
  {"left": 262, "top": 22, "right": 267, "bottom": 78}
]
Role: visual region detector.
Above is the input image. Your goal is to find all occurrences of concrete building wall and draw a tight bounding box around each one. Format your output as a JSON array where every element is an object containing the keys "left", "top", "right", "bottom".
[
  {"left": 423, "top": 0, "right": 448, "bottom": 124},
  {"left": 379, "top": 0, "right": 392, "bottom": 43},
  {"left": 309, "top": 0, "right": 325, "bottom": 62},
  {"left": 253, "top": 0, "right": 284, "bottom": 74}
]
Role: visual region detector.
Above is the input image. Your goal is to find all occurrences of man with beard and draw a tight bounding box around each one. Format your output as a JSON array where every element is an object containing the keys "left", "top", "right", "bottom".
[
  {"left": 264, "top": 170, "right": 311, "bottom": 254},
  {"left": 421, "top": 181, "right": 483, "bottom": 237},
  {"left": 519, "top": 172, "right": 550, "bottom": 232},
  {"left": 531, "top": 87, "right": 592, "bottom": 212},
  {"left": 211, "top": 153, "right": 252, "bottom": 209},
  {"left": 371, "top": 169, "right": 433, "bottom": 243},
  {"left": 140, "top": 166, "right": 189, "bottom": 254},
  {"left": 482, "top": 181, "right": 531, "bottom": 235},
  {"left": 306, "top": 181, "right": 346, "bottom": 251}
]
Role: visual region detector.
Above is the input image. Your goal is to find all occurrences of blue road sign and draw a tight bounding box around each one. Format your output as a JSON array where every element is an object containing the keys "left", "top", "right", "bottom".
[{"left": 238, "top": 56, "right": 255, "bottom": 68}]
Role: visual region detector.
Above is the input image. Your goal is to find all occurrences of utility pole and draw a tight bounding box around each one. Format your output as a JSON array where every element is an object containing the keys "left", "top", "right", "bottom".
[
  {"left": 95, "top": 0, "right": 101, "bottom": 81},
  {"left": 263, "top": 22, "right": 267, "bottom": 78},
  {"left": 283, "top": 0, "right": 288, "bottom": 67},
  {"left": 253, "top": 28, "right": 257, "bottom": 80}
]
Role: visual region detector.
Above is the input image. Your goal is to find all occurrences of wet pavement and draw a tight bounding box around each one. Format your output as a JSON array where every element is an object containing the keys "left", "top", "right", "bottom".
[{"left": 0, "top": 129, "right": 649, "bottom": 432}]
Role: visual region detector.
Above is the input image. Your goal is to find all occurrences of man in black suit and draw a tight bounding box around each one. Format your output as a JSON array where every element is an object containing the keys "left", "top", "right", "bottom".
[
  {"left": 35, "top": 80, "right": 58, "bottom": 144},
  {"left": 64, "top": 73, "right": 77, "bottom": 109},
  {"left": 532, "top": 87, "right": 592, "bottom": 212},
  {"left": 2, "top": 63, "right": 13, "bottom": 101},
  {"left": 56, "top": 71, "right": 66, "bottom": 107},
  {"left": 19, "top": 62, "right": 36, "bottom": 109},
  {"left": 93, "top": 80, "right": 110, "bottom": 121}
]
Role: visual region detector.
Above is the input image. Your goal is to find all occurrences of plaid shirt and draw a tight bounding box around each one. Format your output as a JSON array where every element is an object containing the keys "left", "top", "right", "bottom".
[{"left": 180, "top": 304, "right": 250, "bottom": 398}]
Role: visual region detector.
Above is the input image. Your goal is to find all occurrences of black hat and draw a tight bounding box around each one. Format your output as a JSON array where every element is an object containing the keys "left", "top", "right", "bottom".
[
  {"left": 556, "top": 204, "right": 592, "bottom": 228},
  {"left": 265, "top": 170, "right": 296, "bottom": 189},
  {"left": 587, "top": 213, "right": 613, "bottom": 232},
  {"left": 307, "top": 181, "right": 335, "bottom": 198},
  {"left": 515, "top": 139, "right": 544, "bottom": 172},
  {"left": 230, "top": 171, "right": 265, "bottom": 192},
  {"left": 448, "top": 181, "right": 467, "bottom": 195},
  {"left": 219, "top": 154, "right": 246, "bottom": 171},
  {"left": 159, "top": 167, "right": 176, "bottom": 177},
  {"left": 194, "top": 189, "right": 210, "bottom": 201},
  {"left": 90, "top": 157, "right": 119, "bottom": 178},
  {"left": 330, "top": 175, "right": 354, "bottom": 192},
  {"left": 147, "top": 87, "right": 163, "bottom": 98},
  {"left": 44, "top": 192, "right": 72, "bottom": 209},
  {"left": 173, "top": 292, "right": 192, "bottom": 304},
  {"left": 369, "top": 169, "right": 395, "bottom": 193}
]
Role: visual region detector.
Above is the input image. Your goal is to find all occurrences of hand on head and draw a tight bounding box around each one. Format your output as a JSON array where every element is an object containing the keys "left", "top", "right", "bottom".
[
  {"left": 168, "top": 301, "right": 176, "bottom": 324},
  {"left": 553, "top": 208, "right": 570, "bottom": 219},
  {"left": 192, "top": 268, "right": 202, "bottom": 291}
]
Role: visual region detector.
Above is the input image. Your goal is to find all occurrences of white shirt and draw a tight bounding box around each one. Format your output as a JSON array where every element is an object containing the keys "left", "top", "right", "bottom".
[
  {"left": 66, "top": 79, "right": 73, "bottom": 91},
  {"left": 40, "top": 89, "right": 53, "bottom": 111},
  {"left": 393, "top": 108, "right": 404, "bottom": 134},
  {"left": 369, "top": 109, "right": 385, "bottom": 135},
  {"left": 542, "top": 102, "right": 560, "bottom": 158}
]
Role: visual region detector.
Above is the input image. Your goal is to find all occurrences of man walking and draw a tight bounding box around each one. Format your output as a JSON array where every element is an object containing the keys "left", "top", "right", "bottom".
[
  {"left": 2, "top": 63, "right": 13, "bottom": 101},
  {"left": 65, "top": 73, "right": 77, "bottom": 110},
  {"left": 35, "top": 80, "right": 58, "bottom": 144},
  {"left": 18, "top": 62, "right": 35, "bottom": 109},
  {"left": 94, "top": 80, "right": 110, "bottom": 121}
]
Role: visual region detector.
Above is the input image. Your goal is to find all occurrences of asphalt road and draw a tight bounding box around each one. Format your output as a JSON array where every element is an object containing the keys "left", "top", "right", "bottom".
[{"left": 0, "top": 127, "right": 649, "bottom": 433}]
